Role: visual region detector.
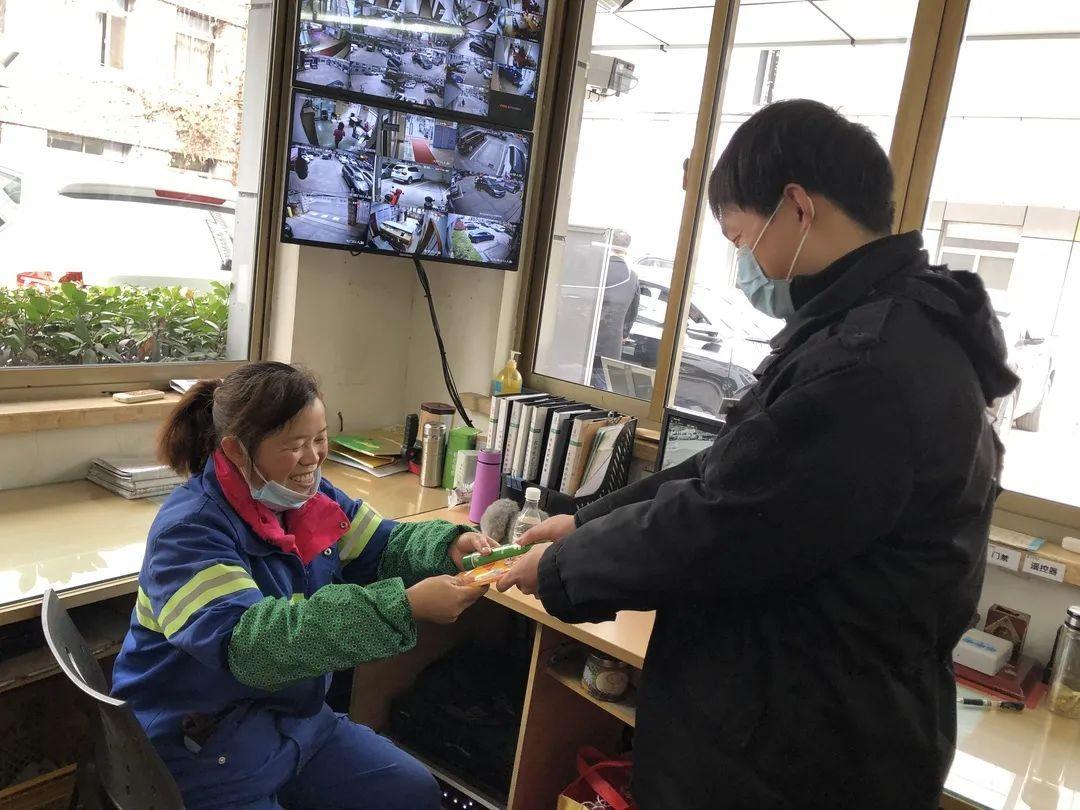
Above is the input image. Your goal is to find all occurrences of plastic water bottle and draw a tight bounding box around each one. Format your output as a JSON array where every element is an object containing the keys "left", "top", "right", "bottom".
[{"left": 512, "top": 487, "right": 543, "bottom": 544}]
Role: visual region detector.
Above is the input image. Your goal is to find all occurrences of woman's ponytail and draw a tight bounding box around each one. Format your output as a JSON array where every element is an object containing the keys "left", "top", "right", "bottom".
[
  {"left": 156, "top": 362, "right": 321, "bottom": 478},
  {"left": 157, "top": 379, "right": 221, "bottom": 476}
]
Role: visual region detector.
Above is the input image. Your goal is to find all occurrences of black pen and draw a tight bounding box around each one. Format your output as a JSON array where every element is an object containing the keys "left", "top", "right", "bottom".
[{"left": 957, "top": 697, "right": 1024, "bottom": 711}]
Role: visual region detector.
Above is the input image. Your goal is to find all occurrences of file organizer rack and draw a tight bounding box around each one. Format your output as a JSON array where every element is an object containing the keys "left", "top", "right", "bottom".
[{"left": 499, "top": 419, "right": 637, "bottom": 515}]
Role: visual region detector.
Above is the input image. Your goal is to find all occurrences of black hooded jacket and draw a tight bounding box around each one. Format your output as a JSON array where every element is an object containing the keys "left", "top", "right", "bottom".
[{"left": 537, "top": 232, "right": 1019, "bottom": 809}]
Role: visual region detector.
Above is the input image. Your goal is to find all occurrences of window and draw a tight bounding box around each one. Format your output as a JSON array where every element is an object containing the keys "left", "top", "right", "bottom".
[
  {"left": 47, "top": 131, "right": 129, "bottom": 162},
  {"left": 96, "top": 9, "right": 126, "bottom": 69},
  {"left": 920, "top": 0, "right": 1080, "bottom": 507},
  {"left": 673, "top": 0, "right": 921, "bottom": 418},
  {"left": 0, "top": 1, "right": 276, "bottom": 376},
  {"left": 531, "top": 0, "right": 720, "bottom": 401},
  {"left": 175, "top": 9, "right": 216, "bottom": 87},
  {"left": 935, "top": 221, "right": 1019, "bottom": 291}
]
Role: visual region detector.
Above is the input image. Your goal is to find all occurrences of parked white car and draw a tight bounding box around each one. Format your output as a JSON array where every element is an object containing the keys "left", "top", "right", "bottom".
[
  {"left": 0, "top": 160, "right": 236, "bottom": 292},
  {"left": 390, "top": 164, "right": 424, "bottom": 184}
]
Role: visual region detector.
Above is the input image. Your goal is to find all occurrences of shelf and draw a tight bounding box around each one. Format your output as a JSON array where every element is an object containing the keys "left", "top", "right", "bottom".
[
  {"left": 544, "top": 654, "right": 637, "bottom": 728},
  {"left": 0, "top": 601, "right": 131, "bottom": 695},
  {"left": 0, "top": 393, "right": 180, "bottom": 436},
  {"left": 988, "top": 526, "right": 1080, "bottom": 589}
]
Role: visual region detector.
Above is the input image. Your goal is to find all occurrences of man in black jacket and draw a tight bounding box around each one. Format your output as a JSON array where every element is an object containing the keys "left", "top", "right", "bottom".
[{"left": 498, "top": 100, "right": 1019, "bottom": 809}]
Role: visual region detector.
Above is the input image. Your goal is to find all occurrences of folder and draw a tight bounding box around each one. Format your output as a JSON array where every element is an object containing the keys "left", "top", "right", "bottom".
[
  {"left": 575, "top": 418, "right": 631, "bottom": 499},
  {"left": 560, "top": 413, "right": 616, "bottom": 495}
]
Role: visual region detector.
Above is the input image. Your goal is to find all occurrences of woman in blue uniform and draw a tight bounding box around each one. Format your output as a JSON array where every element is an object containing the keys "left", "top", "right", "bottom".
[{"left": 112, "top": 362, "right": 493, "bottom": 809}]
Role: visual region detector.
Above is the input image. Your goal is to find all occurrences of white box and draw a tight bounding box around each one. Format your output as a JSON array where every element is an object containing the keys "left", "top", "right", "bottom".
[{"left": 952, "top": 628, "right": 1013, "bottom": 676}]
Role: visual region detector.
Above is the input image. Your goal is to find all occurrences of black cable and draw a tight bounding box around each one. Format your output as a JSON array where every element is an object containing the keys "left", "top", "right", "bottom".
[{"left": 413, "top": 258, "right": 475, "bottom": 429}]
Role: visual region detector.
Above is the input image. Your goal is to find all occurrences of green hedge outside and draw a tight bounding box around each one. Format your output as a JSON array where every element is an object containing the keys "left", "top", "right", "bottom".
[{"left": 0, "top": 282, "right": 230, "bottom": 367}]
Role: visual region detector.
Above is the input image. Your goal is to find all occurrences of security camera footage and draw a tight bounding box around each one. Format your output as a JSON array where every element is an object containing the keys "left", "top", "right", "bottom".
[
  {"left": 295, "top": 0, "right": 545, "bottom": 129},
  {"left": 284, "top": 91, "right": 530, "bottom": 267}
]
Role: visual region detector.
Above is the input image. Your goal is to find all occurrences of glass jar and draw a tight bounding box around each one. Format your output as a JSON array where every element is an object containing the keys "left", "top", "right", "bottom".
[
  {"left": 1047, "top": 606, "right": 1080, "bottom": 719},
  {"left": 582, "top": 651, "right": 631, "bottom": 702}
]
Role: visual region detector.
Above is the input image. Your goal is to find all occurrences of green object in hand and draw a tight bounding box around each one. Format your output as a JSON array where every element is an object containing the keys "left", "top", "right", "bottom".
[{"left": 463, "top": 543, "right": 529, "bottom": 571}]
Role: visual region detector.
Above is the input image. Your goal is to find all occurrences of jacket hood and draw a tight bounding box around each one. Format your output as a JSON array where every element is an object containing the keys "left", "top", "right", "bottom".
[
  {"left": 780, "top": 231, "right": 1019, "bottom": 407},
  {"left": 909, "top": 263, "right": 1020, "bottom": 405}
]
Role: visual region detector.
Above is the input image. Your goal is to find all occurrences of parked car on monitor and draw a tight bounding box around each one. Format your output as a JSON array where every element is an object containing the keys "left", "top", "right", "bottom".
[
  {"left": 341, "top": 163, "right": 372, "bottom": 198},
  {"left": 475, "top": 176, "right": 507, "bottom": 198},
  {"left": 391, "top": 164, "right": 424, "bottom": 184}
]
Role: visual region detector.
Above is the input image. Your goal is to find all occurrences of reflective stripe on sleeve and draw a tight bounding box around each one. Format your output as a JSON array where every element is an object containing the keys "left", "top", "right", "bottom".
[
  {"left": 339, "top": 502, "right": 384, "bottom": 563},
  {"left": 157, "top": 563, "right": 260, "bottom": 638}
]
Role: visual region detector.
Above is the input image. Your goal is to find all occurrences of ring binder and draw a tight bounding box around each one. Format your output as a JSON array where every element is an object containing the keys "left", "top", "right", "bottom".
[{"left": 500, "top": 418, "right": 637, "bottom": 515}]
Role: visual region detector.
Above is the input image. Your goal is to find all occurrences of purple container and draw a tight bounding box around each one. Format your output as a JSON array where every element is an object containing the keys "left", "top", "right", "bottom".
[{"left": 469, "top": 448, "right": 503, "bottom": 524}]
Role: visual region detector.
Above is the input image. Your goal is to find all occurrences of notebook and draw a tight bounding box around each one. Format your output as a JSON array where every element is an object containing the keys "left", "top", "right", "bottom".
[
  {"left": 328, "top": 451, "right": 409, "bottom": 478},
  {"left": 333, "top": 433, "right": 402, "bottom": 458}
]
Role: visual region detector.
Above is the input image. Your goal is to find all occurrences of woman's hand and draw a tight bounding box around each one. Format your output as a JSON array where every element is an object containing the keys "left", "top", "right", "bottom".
[
  {"left": 495, "top": 544, "right": 549, "bottom": 596},
  {"left": 405, "top": 575, "right": 487, "bottom": 624},
  {"left": 516, "top": 514, "right": 577, "bottom": 548},
  {"left": 449, "top": 531, "right": 496, "bottom": 571}
]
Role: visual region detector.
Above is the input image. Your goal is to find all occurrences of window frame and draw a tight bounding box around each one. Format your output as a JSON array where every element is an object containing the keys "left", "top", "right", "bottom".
[
  {"left": 174, "top": 8, "right": 218, "bottom": 87},
  {"left": 0, "top": 0, "right": 296, "bottom": 400},
  {"left": 518, "top": 0, "right": 741, "bottom": 427},
  {"left": 518, "top": 0, "right": 1080, "bottom": 531}
]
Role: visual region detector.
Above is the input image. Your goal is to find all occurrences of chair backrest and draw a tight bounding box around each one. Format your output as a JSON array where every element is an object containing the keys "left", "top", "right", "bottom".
[{"left": 41, "top": 590, "right": 185, "bottom": 810}]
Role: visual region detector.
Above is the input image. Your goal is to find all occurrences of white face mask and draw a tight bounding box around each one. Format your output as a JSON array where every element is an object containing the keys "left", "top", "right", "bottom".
[
  {"left": 733, "top": 196, "right": 814, "bottom": 320},
  {"left": 240, "top": 445, "right": 321, "bottom": 512}
]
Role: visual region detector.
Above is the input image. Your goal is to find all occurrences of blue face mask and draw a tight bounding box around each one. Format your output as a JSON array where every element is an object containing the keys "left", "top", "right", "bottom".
[
  {"left": 734, "top": 197, "right": 813, "bottom": 320},
  {"left": 242, "top": 446, "right": 321, "bottom": 512}
]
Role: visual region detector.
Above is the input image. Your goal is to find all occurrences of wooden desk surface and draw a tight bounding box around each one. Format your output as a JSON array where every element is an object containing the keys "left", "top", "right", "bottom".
[
  {"left": 0, "top": 461, "right": 450, "bottom": 625},
  {"left": 3, "top": 465, "right": 1078, "bottom": 809},
  {"left": 401, "top": 505, "right": 654, "bottom": 669},
  {"left": 945, "top": 689, "right": 1080, "bottom": 809}
]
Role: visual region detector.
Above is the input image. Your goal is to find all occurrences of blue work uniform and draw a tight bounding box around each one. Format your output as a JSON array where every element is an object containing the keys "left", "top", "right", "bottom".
[{"left": 111, "top": 456, "right": 441, "bottom": 810}]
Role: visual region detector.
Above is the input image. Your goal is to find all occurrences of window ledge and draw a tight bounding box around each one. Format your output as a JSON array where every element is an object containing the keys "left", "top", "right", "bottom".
[{"left": 0, "top": 393, "right": 180, "bottom": 437}]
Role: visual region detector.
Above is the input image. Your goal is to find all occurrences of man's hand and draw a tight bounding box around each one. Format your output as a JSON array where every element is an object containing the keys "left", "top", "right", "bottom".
[
  {"left": 495, "top": 544, "right": 549, "bottom": 596},
  {"left": 449, "top": 531, "right": 495, "bottom": 571},
  {"left": 405, "top": 575, "right": 488, "bottom": 624},
  {"left": 516, "top": 514, "right": 577, "bottom": 548}
]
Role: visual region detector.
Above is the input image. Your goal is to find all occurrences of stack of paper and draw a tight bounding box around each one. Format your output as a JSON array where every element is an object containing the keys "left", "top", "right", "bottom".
[
  {"left": 87, "top": 457, "right": 185, "bottom": 499},
  {"left": 169, "top": 379, "right": 198, "bottom": 394},
  {"left": 328, "top": 431, "right": 408, "bottom": 478}
]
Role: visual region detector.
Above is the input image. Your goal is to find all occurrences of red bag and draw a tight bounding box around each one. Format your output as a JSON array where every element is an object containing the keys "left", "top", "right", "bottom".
[{"left": 557, "top": 747, "right": 637, "bottom": 810}]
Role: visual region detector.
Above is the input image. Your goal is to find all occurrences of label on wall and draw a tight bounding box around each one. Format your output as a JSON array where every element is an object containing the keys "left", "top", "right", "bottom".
[
  {"left": 1025, "top": 556, "right": 1066, "bottom": 583},
  {"left": 988, "top": 543, "right": 1022, "bottom": 572}
]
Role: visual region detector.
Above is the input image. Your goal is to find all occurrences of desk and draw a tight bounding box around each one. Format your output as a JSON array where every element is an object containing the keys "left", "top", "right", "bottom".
[
  {"left": 0, "top": 461, "right": 449, "bottom": 627},
  {"left": 2, "top": 468, "right": 1079, "bottom": 809}
]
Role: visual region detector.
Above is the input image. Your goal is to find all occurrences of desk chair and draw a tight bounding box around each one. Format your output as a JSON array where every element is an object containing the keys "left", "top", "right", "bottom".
[{"left": 40, "top": 589, "right": 184, "bottom": 810}]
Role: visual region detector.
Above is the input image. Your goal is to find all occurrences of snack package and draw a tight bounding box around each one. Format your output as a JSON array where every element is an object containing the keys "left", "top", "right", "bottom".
[{"left": 457, "top": 557, "right": 516, "bottom": 587}]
